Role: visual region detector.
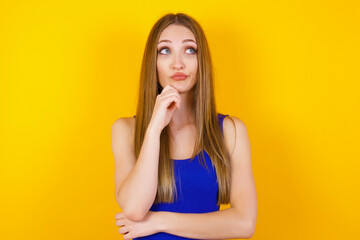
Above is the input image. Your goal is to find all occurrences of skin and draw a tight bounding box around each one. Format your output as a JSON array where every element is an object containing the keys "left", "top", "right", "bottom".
[
  {"left": 156, "top": 24, "right": 198, "bottom": 128},
  {"left": 156, "top": 24, "right": 199, "bottom": 156},
  {"left": 114, "top": 24, "right": 257, "bottom": 239}
]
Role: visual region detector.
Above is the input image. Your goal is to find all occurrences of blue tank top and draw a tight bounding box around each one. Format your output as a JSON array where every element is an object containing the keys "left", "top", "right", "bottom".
[{"left": 132, "top": 113, "right": 229, "bottom": 240}]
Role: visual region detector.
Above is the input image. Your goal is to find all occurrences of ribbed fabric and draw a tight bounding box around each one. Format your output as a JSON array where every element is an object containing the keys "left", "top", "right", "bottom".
[{"left": 131, "top": 113, "right": 229, "bottom": 240}]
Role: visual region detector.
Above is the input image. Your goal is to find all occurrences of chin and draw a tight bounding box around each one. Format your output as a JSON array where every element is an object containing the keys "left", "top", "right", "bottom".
[{"left": 177, "top": 87, "right": 194, "bottom": 94}]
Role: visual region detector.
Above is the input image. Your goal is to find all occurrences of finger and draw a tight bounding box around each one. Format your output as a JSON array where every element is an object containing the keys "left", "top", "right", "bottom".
[
  {"left": 162, "top": 84, "right": 178, "bottom": 94},
  {"left": 119, "top": 226, "right": 129, "bottom": 235},
  {"left": 115, "top": 212, "right": 124, "bottom": 219},
  {"left": 161, "top": 92, "right": 181, "bottom": 104},
  {"left": 115, "top": 219, "right": 125, "bottom": 227},
  {"left": 162, "top": 95, "right": 181, "bottom": 109},
  {"left": 123, "top": 232, "right": 133, "bottom": 240},
  {"left": 160, "top": 88, "right": 179, "bottom": 98},
  {"left": 159, "top": 92, "right": 181, "bottom": 103},
  {"left": 167, "top": 101, "right": 177, "bottom": 111},
  {"left": 161, "top": 84, "right": 173, "bottom": 93}
]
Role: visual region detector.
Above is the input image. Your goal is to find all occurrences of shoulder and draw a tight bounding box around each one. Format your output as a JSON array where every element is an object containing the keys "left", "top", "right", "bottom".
[
  {"left": 111, "top": 116, "right": 136, "bottom": 146},
  {"left": 223, "top": 115, "right": 248, "bottom": 133},
  {"left": 222, "top": 115, "right": 249, "bottom": 157},
  {"left": 111, "top": 116, "right": 135, "bottom": 131}
]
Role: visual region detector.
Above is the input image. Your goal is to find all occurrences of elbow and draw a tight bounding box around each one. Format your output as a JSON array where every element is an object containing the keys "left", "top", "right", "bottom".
[
  {"left": 115, "top": 194, "right": 149, "bottom": 222},
  {"left": 245, "top": 220, "right": 256, "bottom": 239},
  {"left": 117, "top": 206, "right": 147, "bottom": 222},
  {"left": 123, "top": 210, "right": 147, "bottom": 222},
  {"left": 116, "top": 200, "right": 147, "bottom": 222},
  {"left": 237, "top": 219, "right": 256, "bottom": 239}
]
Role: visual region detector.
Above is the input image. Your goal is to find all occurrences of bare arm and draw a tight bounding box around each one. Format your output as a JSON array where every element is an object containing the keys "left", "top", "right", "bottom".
[
  {"left": 115, "top": 116, "right": 257, "bottom": 239},
  {"left": 113, "top": 85, "right": 182, "bottom": 222},
  {"left": 154, "top": 116, "right": 257, "bottom": 239},
  {"left": 156, "top": 207, "right": 253, "bottom": 239},
  {"left": 112, "top": 119, "right": 161, "bottom": 222}
]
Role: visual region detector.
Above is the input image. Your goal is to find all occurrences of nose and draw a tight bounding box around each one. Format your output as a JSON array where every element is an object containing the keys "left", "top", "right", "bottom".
[{"left": 171, "top": 52, "right": 184, "bottom": 70}]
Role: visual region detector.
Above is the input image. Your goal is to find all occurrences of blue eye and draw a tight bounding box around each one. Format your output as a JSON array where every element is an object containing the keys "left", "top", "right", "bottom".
[
  {"left": 158, "top": 47, "right": 170, "bottom": 55},
  {"left": 186, "top": 47, "right": 197, "bottom": 54},
  {"left": 157, "top": 47, "right": 197, "bottom": 55}
]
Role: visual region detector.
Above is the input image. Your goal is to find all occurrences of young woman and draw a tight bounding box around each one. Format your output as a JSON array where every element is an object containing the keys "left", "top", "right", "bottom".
[{"left": 112, "top": 13, "right": 257, "bottom": 240}]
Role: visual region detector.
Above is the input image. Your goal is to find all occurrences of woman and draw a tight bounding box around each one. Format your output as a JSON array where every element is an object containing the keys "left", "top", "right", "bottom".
[{"left": 111, "top": 13, "right": 257, "bottom": 239}]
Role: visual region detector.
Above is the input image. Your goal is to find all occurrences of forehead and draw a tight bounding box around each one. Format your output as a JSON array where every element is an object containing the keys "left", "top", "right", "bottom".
[{"left": 158, "top": 24, "right": 196, "bottom": 42}]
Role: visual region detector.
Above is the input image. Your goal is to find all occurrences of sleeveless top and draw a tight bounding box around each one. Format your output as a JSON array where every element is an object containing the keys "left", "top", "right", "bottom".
[{"left": 131, "top": 113, "right": 229, "bottom": 240}]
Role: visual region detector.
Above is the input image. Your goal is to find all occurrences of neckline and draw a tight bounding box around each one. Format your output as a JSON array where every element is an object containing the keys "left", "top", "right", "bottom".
[
  {"left": 171, "top": 157, "right": 191, "bottom": 161},
  {"left": 171, "top": 150, "right": 204, "bottom": 161}
]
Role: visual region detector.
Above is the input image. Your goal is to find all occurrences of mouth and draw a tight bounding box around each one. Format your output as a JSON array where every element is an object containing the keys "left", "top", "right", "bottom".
[
  {"left": 170, "top": 72, "right": 188, "bottom": 81},
  {"left": 171, "top": 75, "right": 188, "bottom": 81}
]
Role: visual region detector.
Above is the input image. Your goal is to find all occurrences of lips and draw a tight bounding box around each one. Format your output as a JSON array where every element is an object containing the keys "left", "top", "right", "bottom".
[{"left": 170, "top": 72, "right": 188, "bottom": 80}]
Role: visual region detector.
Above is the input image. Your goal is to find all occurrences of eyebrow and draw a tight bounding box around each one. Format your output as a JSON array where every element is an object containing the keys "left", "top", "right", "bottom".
[{"left": 158, "top": 39, "right": 197, "bottom": 45}]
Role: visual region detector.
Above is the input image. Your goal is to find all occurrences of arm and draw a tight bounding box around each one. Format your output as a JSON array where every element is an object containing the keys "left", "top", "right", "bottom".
[
  {"left": 157, "top": 116, "right": 257, "bottom": 239},
  {"left": 157, "top": 207, "right": 253, "bottom": 239},
  {"left": 112, "top": 118, "right": 161, "bottom": 221}
]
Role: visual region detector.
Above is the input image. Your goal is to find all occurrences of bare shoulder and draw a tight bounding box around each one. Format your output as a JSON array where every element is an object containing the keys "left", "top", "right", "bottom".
[
  {"left": 111, "top": 116, "right": 136, "bottom": 164},
  {"left": 111, "top": 116, "right": 135, "bottom": 132},
  {"left": 111, "top": 116, "right": 136, "bottom": 139},
  {"left": 222, "top": 115, "right": 249, "bottom": 158}
]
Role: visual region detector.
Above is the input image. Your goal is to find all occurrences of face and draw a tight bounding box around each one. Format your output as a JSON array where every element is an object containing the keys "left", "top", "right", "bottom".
[{"left": 156, "top": 24, "right": 198, "bottom": 93}]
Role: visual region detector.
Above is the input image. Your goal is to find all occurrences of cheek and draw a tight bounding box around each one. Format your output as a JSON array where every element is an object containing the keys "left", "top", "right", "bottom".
[
  {"left": 157, "top": 59, "right": 167, "bottom": 73},
  {"left": 156, "top": 61, "right": 167, "bottom": 86},
  {"left": 191, "top": 59, "right": 198, "bottom": 73},
  {"left": 156, "top": 62, "right": 164, "bottom": 77}
]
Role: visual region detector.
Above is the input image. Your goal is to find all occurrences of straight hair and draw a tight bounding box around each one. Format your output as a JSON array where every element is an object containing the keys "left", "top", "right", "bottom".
[{"left": 134, "top": 12, "right": 235, "bottom": 205}]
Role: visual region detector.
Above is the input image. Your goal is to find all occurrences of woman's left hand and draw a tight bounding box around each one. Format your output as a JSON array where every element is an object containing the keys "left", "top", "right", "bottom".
[{"left": 115, "top": 211, "right": 162, "bottom": 239}]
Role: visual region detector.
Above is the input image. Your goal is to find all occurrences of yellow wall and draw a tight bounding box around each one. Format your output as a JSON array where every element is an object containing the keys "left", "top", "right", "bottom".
[{"left": 1, "top": 0, "right": 359, "bottom": 239}]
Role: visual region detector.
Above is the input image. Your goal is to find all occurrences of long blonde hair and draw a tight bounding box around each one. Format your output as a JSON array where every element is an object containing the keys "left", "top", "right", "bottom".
[{"left": 134, "top": 13, "right": 233, "bottom": 205}]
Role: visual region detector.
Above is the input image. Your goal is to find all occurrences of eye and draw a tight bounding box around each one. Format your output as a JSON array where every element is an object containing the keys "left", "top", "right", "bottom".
[
  {"left": 186, "top": 47, "right": 197, "bottom": 54},
  {"left": 158, "top": 47, "right": 170, "bottom": 55},
  {"left": 157, "top": 47, "right": 197, "bottom": 55}
]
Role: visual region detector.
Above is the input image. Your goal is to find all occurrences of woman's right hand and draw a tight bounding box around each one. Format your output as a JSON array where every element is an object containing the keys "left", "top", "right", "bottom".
[{"left": 149, "top": 84, "right": 181, "bottom": 134}]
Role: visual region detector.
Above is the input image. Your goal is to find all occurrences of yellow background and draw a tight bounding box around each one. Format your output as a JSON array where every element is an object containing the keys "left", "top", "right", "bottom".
[{"left": 1, "top": 0, "right": 359, "bottom": 239}]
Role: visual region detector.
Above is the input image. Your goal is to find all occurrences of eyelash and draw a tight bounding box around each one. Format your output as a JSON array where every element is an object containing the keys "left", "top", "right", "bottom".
[{"left": 157, "top": 47, "right": 197, "bottom": 55}]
